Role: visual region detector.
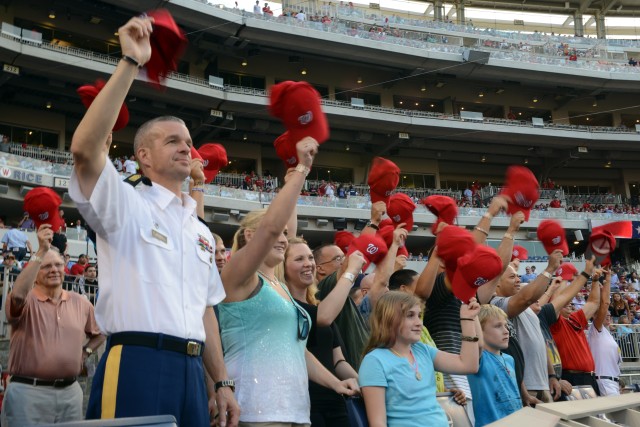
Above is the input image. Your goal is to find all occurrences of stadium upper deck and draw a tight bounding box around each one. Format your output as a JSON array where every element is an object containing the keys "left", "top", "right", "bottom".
[{"left": 0, "top": 0, "right": 639, "bottom": 208}]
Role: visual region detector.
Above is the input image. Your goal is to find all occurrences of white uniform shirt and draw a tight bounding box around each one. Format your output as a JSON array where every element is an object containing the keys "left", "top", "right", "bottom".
[
  {"left": 587, "top": 323, "right": 621, "bottom": 378},
  {"left": 69, "top": 161, "right": 225, "bottom": 341}
]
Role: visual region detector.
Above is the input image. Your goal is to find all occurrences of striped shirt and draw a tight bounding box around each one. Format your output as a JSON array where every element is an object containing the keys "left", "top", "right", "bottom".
[{"left": 424, "top": 272, "right": 471, "bottom": 397}]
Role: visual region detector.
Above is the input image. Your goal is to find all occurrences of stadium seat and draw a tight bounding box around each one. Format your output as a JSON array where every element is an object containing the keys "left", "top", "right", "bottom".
[
  {"left": 568, "top": 388, "right": 584, "bottom": 400},
  {"left": 436, "top": 392, "right": 472, "bottom": 427}
]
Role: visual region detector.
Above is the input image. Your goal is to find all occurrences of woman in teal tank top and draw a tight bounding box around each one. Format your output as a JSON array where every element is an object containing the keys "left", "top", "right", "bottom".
[{"left": 218, "top": 139, "right": 359, "bottom": 426}]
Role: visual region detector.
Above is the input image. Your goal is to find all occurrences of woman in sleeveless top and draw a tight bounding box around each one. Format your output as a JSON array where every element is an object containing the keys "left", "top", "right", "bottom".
[{"left": 218, "top": 138, "right": 358, "bottom": 426}]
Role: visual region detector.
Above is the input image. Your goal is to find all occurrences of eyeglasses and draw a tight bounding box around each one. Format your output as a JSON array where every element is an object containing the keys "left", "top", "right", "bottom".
[{"left": 318, "top": 254, "right": 345, "bottom": 266}]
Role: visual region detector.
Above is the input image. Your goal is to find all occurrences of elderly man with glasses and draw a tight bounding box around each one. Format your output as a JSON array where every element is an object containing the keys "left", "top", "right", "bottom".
[{"left": 1, "top": 225, "right": 104, "bottom": 426}]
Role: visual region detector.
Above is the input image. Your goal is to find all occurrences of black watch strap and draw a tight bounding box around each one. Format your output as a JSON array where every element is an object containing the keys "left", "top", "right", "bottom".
[
  {"left": 580, "top": 271, "right": 591, "bottom": 280},
  {"left": 214, "top": 379, "right": 235, "bottom": 392}
]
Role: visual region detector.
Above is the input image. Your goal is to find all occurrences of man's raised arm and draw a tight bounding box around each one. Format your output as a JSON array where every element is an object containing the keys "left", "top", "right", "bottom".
[{"left": 71, "top": 16, "right": 153, "bottom": 199}]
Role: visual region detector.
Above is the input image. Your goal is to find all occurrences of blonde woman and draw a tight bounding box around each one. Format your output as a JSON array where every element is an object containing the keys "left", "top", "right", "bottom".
[
  {"left": 283, "top": 237, "right": 364, "bottom": 427},
  {"left": 218, "top": 138, "right": 358, "bottom": 427},
  {"left": 359, "top": 292, "right": 481, "bottom": 427}
]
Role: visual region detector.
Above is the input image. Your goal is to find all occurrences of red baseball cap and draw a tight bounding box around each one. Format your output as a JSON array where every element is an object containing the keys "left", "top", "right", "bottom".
[
  {"left": 77, "top": 80, "right": 129, "bottom": 131},
  {"left": 537, "top": 220, "right": 568, "bottom": 256},
  {"left": 348, "top": 234, "right": 388, "bottom": 273},
  {"left": 436, "top": 226, "right": 476, "bottom": 282},
  {"left": 423, "top": 195, "right": 458, "bottom": 234},
  {"left": 23, "top": 188, "right": 64, "bottom": 232},
  {"left": 145, "top": 9, "right": 188, "bottom": 88},
  {"left": 368, "top": 157, "right": 400, "bottom": 204},
  {"left": 556, "top": 262, "right": 578, "bottom": 281},
  {"left": 500, "top": 166, "right": 540, "bottom": 221},
  {"left": 452, "top": 245, "right": 503, "bottom": 303},
  {"left": 397, "top": 246, "right": 409, "bottom": 258},
  {"left": 334, "top": 231, "right": 355, "bottom": 255},
  {"left": 269, "top": 81, "right": 329, "bottom": 147},
  {"left": 197, "top": 143, "right": 228, "bottom": 184},
  {"left": 274, "top": 132, "right": 299, "bottom": 167},
  {"left": 387, "top": 193, "right": 415, "bottom": 231},
  {"left": 511, "top": 245, "right": 529, "bottom": 261},
  {"left": 377, "top": 224, "right": 394, "bottom": 247},
  {"left": 589, "top": 229, "right": 616, "bottom": 256}
]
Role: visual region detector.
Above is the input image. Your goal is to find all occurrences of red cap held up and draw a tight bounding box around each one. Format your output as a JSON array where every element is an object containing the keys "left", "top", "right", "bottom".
[
  {"left": 537, "top": 220, "right": 568, "bottom": 256},
  {"left": 23, "top": 188, "right": 64, "bottom": 232},
  {"left": 436, "top": 226, "right": 476, "bottom": 282},
  {"left": 556, "top": 263, "right": 578, "bottom": 281},
  {"left": 368, "top": 157, "right": 399, "bottom": 204},
  {"left": 452, "top": 245, "right": 503, "bottom": 303},
  {"left": 334, "top": 231, "right": 355, "bottom": 255},
  {"left": 500, "top": 166, "right": 540, "bottom": 221},
  {"left": 145, "top": 9, "right": 188, "bottom": 88},
  {"left": 423, "top": 195, "right": 458, "bottom": 234},
  {"left": 348, "top": 234, "right": 388, "bottom": 273},
  {"left": 511, "top": 245, "right": 529, "bottom": 261},
  {"left": 387, "top": 193, "right": 415, "bottom": 231},
  {"left": 77, "top": 79, "right": 129, "bottom": 131},
  {"left": 269, "top": 81, "right": 328, "bottom": 166},
  {"left": 197, "top": 143, "right": 228, "bottom": 184}
]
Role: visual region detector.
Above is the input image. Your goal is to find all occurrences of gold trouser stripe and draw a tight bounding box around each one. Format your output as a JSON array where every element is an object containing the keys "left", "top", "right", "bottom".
[{"left": 101, "top": 345, "right": 123, "bottom": 419}]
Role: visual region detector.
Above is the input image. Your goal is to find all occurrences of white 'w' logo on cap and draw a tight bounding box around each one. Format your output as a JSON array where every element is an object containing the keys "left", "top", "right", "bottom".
[
  {"left": 366, "top": 243, "right": 378, "bottom": 255},
  {"left": 552, "top": 236, "right": 561, "bottom": 245},
  {"left": 474, "top": 277, "right": 488, "bottom": 287},
  {"left": 514, "top": 191, "right": 533, "bottom": 208},
  {"left": 39, "top": 212, "right": 49, "bottom": 220},
  {"left": 298, "top": 111, "right": 313, "bottom": 125}
]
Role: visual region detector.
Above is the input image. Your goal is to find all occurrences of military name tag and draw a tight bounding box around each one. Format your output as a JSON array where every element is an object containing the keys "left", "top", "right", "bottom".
[{"left": 151, "top": 229, "right": 168, "bottom": 244}]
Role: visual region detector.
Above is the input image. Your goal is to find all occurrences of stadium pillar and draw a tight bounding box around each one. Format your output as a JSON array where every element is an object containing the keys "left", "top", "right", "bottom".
[
  {"left": 433, "top": 0, "right": 444, "bottom": 21},
  {"left": 595, "top": 12, "right": 607, "bottom": 39},
  {"left": 456, "top": 1, "right": 465, "bottom": 25},
  {"left": 573, "top": 12, "right": 584, "bottom": 37}
]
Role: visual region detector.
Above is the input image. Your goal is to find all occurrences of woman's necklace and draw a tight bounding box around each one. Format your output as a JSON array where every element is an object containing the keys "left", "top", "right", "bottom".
[
  {"left": 257, "top": 270, "right": 279, "bottom": 287},
  {"left": 488, "top": 351, "right": 511, "bottom": 376},
  {"left": 389, "top": 348, "right": 422, "bottom": 381}
]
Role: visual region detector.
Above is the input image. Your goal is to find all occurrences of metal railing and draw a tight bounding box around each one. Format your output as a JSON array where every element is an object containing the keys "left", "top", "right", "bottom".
[
  {"left": 4, "top": 143, "right": 72, "bottom": 164},
  {"left": 2, "top": 23, "right": 640, "bottom": 136}
]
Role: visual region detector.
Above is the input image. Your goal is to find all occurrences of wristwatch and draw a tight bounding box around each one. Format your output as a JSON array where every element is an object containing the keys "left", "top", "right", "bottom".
[
  {"left": 214, "top": 379, "right": 236, "bottom": 392},
  {"left": 366, "top": 222, "right": 379, "bottom": 230},
  {"left": 83, "top": 346, "right": 93, "bottom": 355}
]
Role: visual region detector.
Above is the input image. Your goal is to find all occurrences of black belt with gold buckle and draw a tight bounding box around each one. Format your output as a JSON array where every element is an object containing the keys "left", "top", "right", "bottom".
[{"left": 109, "top": 332, "right": 204, "bottom": 357}]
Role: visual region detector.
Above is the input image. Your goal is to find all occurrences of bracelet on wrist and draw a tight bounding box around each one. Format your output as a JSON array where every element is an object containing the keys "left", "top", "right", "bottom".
[
  {"left": 474, "top": 226, "right": 489, "bottom": 237},
  {"left": 503, "top": 232, "right": 514, "bottom": 240},
  {"left": 460, "top": 317, "right": 475, "bottom": 322},
  {"left": 580, "top": 271, "right": 591, "bottom": 280},
  {"left": 294, "top": 164, "right": 310, "bottom": 177},
  {"left": 122, "top": 55, "right": 142, "bottom": 68},
  {"left": 191, "top": 188, "right": 205, "bottom": 193},
  {"left": 341, "top": 272, "right": 356, "bottom": 284},
  {"left": 367, "top": 222, "right": 379, "bottom": 230},
  {"left": 461, "top": 335, "right": 479, "bottom": 342},
  {"left": 483, "top": 212, "right": 493, "bottom": 220},
  {"left": 541, "top": 271, "right": 553, "bottom": 280}
]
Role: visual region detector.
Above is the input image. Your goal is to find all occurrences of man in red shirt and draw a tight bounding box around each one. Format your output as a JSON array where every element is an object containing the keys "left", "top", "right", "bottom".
[
  {"left": 550, "top": 273, "right": 602, "bottom": 395},
  {"left": 549, "top": 197, "right": 561, "bottom": 208},
  {"left": 70, "top": 254, "right": 88, "bottom": 276}
]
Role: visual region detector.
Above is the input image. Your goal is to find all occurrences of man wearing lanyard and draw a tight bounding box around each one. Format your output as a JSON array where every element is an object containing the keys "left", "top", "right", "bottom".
[{"left": 69, "top": 15, "right": 239, "bottom": 427}]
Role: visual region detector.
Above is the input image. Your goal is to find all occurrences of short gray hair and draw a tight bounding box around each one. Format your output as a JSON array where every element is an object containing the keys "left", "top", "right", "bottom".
[{"left": 133, "top": 116, "right": 185, "bottom": 154}]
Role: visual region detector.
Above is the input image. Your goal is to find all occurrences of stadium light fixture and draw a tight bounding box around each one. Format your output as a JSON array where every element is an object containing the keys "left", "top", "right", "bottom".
[{"left": 49, "top": 10, "right": 56, "bottom": 19}]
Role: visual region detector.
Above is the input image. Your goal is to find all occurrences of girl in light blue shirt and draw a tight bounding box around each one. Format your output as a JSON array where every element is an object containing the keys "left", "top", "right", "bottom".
[{"left": 359, "top": 292, "right": 481, "bottom": 427}]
